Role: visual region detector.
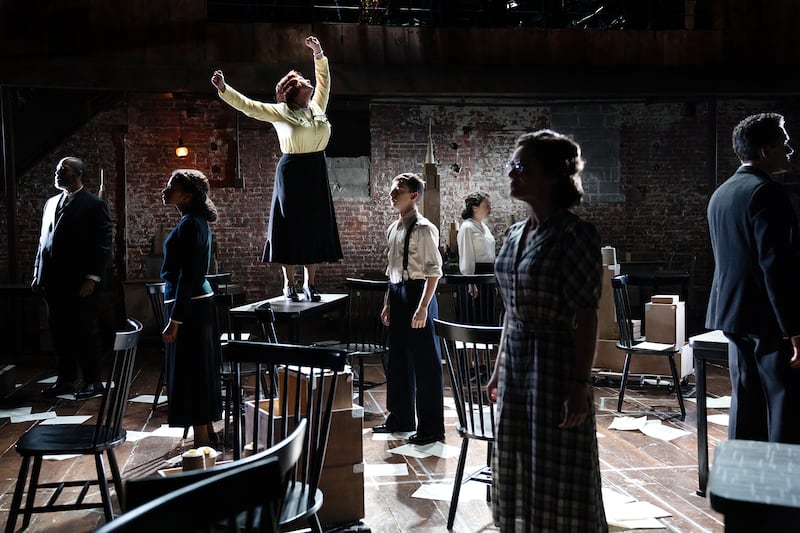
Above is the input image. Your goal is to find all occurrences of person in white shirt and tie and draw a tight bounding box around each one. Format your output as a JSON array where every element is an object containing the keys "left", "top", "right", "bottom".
[{"left": 372, "top": 172, "right": 445, "bottom": 446}]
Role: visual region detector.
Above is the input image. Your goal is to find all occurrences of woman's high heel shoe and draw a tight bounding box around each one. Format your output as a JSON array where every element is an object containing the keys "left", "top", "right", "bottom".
[
  {"left": 303, "top": 285, "right": 322, "bottom": 302},
  {"left": 283, "top": 285, "right": 300, "bottom": 302}
]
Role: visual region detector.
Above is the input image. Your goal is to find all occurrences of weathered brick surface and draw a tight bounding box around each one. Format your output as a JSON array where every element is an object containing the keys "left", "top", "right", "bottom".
[{"left": 4, "top": 95, "right": 800, "bottom": 321}]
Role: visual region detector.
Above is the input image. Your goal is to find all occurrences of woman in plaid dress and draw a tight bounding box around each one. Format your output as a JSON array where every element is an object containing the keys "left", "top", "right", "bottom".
[{"left": 487, "top": 130, "right": 606, "bottom": 532}]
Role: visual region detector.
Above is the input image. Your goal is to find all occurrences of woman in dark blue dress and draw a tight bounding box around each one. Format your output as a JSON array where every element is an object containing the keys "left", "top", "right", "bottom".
[{"left": 160, "top": 169, "right": 222, "bottom": 448}]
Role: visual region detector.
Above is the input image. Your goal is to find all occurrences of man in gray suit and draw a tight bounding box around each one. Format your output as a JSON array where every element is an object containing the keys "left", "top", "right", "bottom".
[
  {"left": 706, "top": 112, "right": 800, "bottom": 444},
  {"left": 32, "top": 156, "right": 112, "bottom": 400}
]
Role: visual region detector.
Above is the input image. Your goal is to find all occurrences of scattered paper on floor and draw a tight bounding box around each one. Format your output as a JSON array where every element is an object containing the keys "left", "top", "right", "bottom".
[
  {"left": 364, "top": 462, "right": 409, "bottom": 477},
  {"left": 39, "top": 415, "right": 92, "bottom": 425},
  {"left": 609, "top": 416, "right": 648, "bottom": 431},
  {"left": 131, "top": 394, "right": 167, "bottom": 404},
  {"left": 10, "top": 411, "right": 57, "bottom": 423},
  {"left": 412, "top": 480, "right": 490, "bottom": 501},
  {"left": 0, "top": 407, "right": 32, "bottom": 418},
  {"left": 707, "top": 414, "right": 729, "bottom": 426},
  {"left": 687, "top": 395, "right": 731, "bottom": 409},
  {"left": 639, "top": 420, "right": 690, "bottom": 441}
]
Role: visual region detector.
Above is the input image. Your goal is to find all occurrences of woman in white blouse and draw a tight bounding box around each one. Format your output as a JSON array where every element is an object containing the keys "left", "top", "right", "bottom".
[{"left": 457, "top": 192, "right": 496, "bottom": 278}]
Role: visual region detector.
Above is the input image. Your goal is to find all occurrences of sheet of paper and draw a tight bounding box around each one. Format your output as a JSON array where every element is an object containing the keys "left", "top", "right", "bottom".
[
  {"left": 388, "top": 444, "right": 434, "bottom": 458},
  {"left": 364, "top": 463, "right": 409, "bottom": 477},
  {"left": 0, "top": 407, "right": 32, "bottom": 418},
  {"left": 38, "top": 376, "right": 58, "bottom": 384},
  {"left": 686, "top": 395, "right": 731, "bottom": 409},
  {"left": 606, "top": 500, "right": 670, "bottom": 521},
  {"left": 370, "top": 431, "right": 415, "bottom": 441},
  {"left": 125, "top": 430, "right": 151, "bottom": 442},
  {"left": 10, "top": 411, "right": 57, "bottom": 423},
  {"left": 639, "top": 420, "right": 690, "bottom": 442},
  {"left": 633, "top": 341, "right": 675, "bottom": 351},
  {"left": 149, "top": 425, "right": 192, "bottom": 438},
  {"left": 608, "top": 416, "right": 648, "bottom": 431},
  {"left": 43, "top": 454, "right": 80, "bottom": 461},
  {"left": 38, "top": 415, "right": 92, "bottom": 425},
  {"left": 412, "top": 480, "right": 490, "bottom": 501},
  {"left": 130, "top": 394, "right": 167, "bottom": 404},
  {"left": 707, "top": 414, "right": 729, "bottom": 426},
  {"left": 602, "top": 488, "right": 636, "bottom": 506}
]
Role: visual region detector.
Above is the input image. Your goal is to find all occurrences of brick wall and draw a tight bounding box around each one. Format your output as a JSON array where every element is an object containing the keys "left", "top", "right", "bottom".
[{"left": 5, "top": 95, "right": 800, "bottom": 326}]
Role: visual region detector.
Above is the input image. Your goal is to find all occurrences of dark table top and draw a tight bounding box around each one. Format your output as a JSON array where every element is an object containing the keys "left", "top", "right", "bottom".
[{"left": 708, "top": 439, "right": 800, "bottom": 510}]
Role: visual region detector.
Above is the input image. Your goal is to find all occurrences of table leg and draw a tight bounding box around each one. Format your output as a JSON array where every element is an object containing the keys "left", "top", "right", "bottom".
[{"left": 695, "top": 353, "right": 709, "bottom": 496}]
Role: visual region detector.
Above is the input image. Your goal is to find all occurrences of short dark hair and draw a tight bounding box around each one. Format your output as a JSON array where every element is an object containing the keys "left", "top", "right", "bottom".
[
  {"left": 515, "top": 129, "right": 585, "bottom": 209},
  {"left": 732, "top": 113, "right": 785, "bottom": 162},
  {"left": 392, "top": 172, "right": 425, "bottom": 197},
  {"left": 461, "top": 192, "right": 489, "bottom": 220}
]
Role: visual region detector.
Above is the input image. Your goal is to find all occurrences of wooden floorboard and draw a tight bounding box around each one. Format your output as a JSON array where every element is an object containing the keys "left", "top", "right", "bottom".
[{"left": 0, "top": 342, "right": 730, "bottom": 532}]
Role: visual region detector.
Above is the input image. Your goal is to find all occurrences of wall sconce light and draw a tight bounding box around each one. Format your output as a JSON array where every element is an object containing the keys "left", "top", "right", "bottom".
[
  {"left": 176, "top": 105, "right": 188, "bottom": 158},
  {"left": 175, "top": 138, "right": 188, "bottom": 158}
]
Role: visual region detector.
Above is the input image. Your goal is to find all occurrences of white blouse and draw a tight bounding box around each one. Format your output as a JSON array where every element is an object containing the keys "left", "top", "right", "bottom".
[{"left": 457, "top": 218, "right": 496, "bottom": 275}]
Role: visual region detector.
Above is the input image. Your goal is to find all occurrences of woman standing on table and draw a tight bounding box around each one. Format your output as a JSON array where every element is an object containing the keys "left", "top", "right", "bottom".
[
  {"left": 211, "top": 35, "right": 342, "bottom": 302},
  {"left": 161, "top": 169, "right": 221, "bottom": 448},
  {"left": 487, "top": 130, "right": 606, "bottom": 531}
]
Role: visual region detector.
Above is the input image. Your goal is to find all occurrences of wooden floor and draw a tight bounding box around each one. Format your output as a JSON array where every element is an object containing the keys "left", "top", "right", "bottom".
[{"left": 0, "top": 340, "right": 731, "bottom": 533}]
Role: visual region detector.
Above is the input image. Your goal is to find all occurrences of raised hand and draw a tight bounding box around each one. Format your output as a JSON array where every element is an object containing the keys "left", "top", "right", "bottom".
[
  {"left": 211, "top": 70, "right": 226, "bottom": 92},
  {"left": 304, "top": 35, "right": 322, "bottom": 55}
]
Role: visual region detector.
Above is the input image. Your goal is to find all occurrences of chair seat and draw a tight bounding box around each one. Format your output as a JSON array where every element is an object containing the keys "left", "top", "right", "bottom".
[
  {"left": 616, "top": 341, "right": 679, "bottom": 355},
  {"left": 279, "top": 484, "right": 323, "bottom": 527},
  {"left": 16, "top": 425, "right": 125, "bottom": 456}
]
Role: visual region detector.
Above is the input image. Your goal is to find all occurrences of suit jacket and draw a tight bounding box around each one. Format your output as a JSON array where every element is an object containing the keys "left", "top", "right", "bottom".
[
  {"left": 33, "top": 188, "right": 113, "bottom": 292},
  {"left": 706, "top": 164, "right": 800, "bottom": 337}
]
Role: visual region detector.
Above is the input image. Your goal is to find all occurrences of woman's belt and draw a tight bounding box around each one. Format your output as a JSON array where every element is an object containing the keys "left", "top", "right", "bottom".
[{"left": 164, "top": 292, "right": 214, "bottom": 305}]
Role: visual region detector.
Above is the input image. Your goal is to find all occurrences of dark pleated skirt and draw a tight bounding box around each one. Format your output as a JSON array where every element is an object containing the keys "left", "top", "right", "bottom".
[
  {"left": 261, "top": 151, "right": 344, "bottom": 265},
  {"left": 164, "top": 297, "right": 222, "bottom": 427}
]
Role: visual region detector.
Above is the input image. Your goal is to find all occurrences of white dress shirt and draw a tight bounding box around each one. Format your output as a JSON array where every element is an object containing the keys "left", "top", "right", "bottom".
[
  {"left": 386, "top": 208, "right": 443, "bottom": 283},
  {"left": 457, "top": 218, "right": 496, "bottom": 275}
]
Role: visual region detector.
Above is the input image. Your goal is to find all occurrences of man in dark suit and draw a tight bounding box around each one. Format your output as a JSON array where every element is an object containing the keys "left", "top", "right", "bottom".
[
  {"left": 706, "top": 112, "right": 800, "bottom": 444},
  {"left": 32, "top": 156, "right": 113, "bottom": 400}
]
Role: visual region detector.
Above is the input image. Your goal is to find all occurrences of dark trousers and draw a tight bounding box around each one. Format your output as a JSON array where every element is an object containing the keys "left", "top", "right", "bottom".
[
  {"left": 45, "top": 288, "right": 102, "bottom": 384},
  {"left": 727, "top": 334, "right": 800, "bottom": 443},
  {"left": 386, "top": 280, "right": 444, "bottom": 436}
]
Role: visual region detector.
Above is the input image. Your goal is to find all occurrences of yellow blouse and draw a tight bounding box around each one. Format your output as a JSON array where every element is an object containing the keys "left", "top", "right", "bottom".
[{"left": 218, "top": 56, "right": 331, "bottom": 154}]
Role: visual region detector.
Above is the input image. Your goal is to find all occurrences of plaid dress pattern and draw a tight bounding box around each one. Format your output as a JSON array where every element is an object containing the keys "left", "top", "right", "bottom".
[{"left": 492, "top": 210, "right": 607, "bottom": 532}]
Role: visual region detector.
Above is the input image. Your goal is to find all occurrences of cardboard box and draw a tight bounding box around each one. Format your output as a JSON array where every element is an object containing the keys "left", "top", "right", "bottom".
[
  {"left": 244, "top": 402, "right": 363, "bottom": 467},
  {"left": 645, "top": 301, "right": 685, "bottom": 346},
  {"left": 598, "top": 264, "right": 620, "bottom": 339},
  {"left": 279, "top": 366, "right": 354, "bottom": 415},
  {"left": 593, "top": 338, "right": 693, "bottom": 379},
  {"left": 318, "top": 462, "right": 365, "bottom": 527},
  {"left": 651, "top": 294, "right": 679, "bottom": 304}
]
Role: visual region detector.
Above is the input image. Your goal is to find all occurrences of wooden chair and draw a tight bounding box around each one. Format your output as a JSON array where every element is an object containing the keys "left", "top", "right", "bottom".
[
  {"left": 5, "top": 318, "right": 143, "bottom": 532},
  {"left": 316, "top": 277, "right": 389, "bottom": 406},
  {"left": 444, "top": 273, "right": 503, "bottom": 326},
  {"left": 215, "top": 294, "right": 274, "bottom": 451},
  {"left": 116, "top": 419, "right": 307, "bottom": 533},
  {"left": 205, "top": 272, "right": 232, "bottom": 295},
  {"left": 434, "top": 318, "right": 502, "bottom": 530},
  {"left": 611, "top": 274, "right": 686, "bottom": 420},
  {"left": 145, "top": 282, "right": 167, "bottom": 412},
  {"left": 96, "top": 458, "right": 285, "bottom": 533},
  {"left": 224, "top": 340, "right": 348, "bottom": 533}
]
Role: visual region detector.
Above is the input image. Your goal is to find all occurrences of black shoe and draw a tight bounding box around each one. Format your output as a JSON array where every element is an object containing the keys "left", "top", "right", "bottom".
[
  {"left": 42, "top": 381, "right": 75, "bottom": 398},
  {"left": 283, "top": 286, "right": 300, "bottom": 302},
  {"left": 303, "top": 286, "right": 322, "bottom": 302},
  {"left": 75, "top": 382, "right": 105, "bottom": 400},
  {"left": 407, "top": 432, "right": 445, "bottom": 445},
  {"left": 372, "top": 423, "right": 414, "bottom": 434}
]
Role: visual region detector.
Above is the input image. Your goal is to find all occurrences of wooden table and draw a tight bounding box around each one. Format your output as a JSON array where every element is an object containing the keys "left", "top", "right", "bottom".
[
  {"left": 229, "top": 293, "right": 348, "bottom": 343},
  {"left": 689, "top": 329, "right": 729, "bottom": 496},
  {"left": 708, "top": 439, "right": 800, "bottom": 532}
]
